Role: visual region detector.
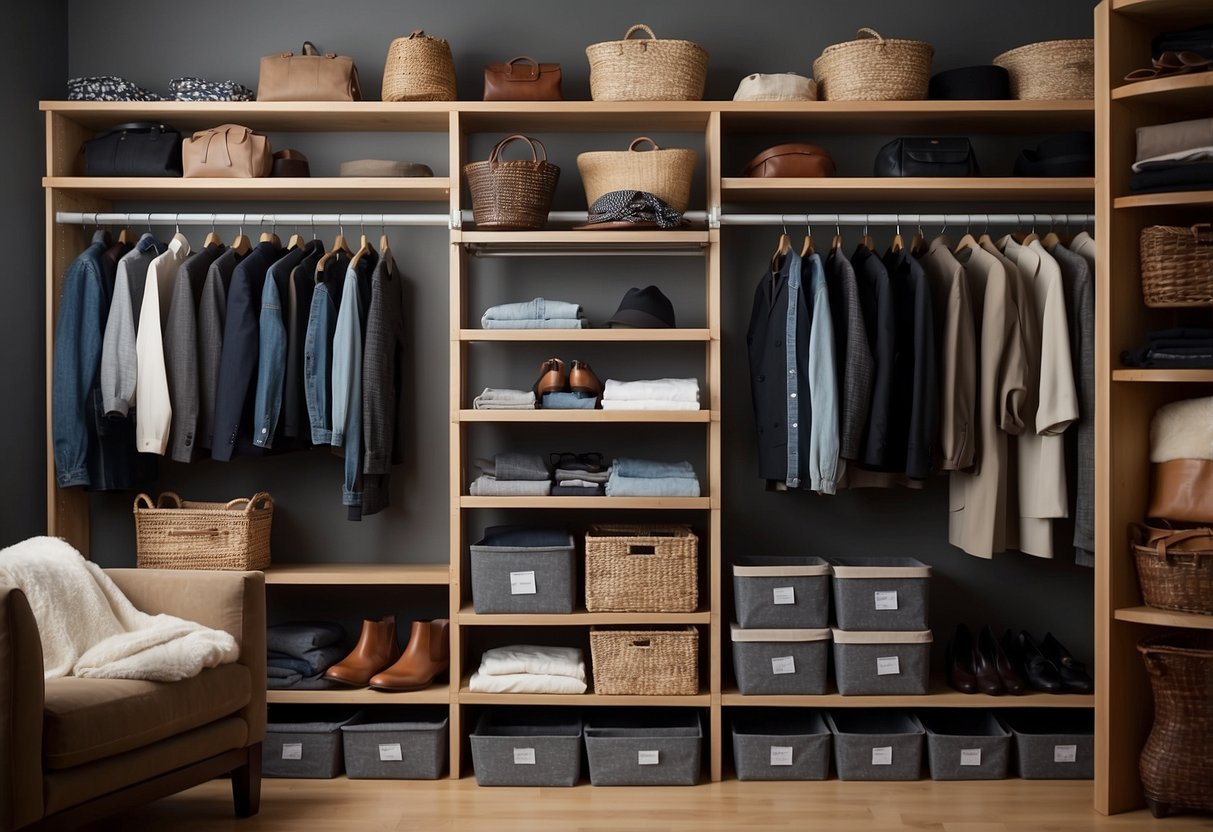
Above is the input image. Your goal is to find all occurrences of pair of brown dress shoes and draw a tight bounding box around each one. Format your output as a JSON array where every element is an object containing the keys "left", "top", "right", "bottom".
[
  {"left": 323, "top": 616, "right": 450, "bottom": 691},
  {"left": 534, "top": 358, "right": 603, "bottom": 398}
]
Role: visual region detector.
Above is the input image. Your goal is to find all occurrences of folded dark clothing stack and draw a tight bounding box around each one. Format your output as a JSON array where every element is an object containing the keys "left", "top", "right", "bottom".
[
  {"left": 1122, "top": 328, "right": 1213, "bottom": 368},
  {"left": 552, "top": 455, "right": 609, "bottom": 496},
  {"left": 1130, "top": 161, "right": 1213, "bottom": 193},
  {"left": 470, "top": 452, "right": 553, "bottom": 496},
  {"left": 266, "top": 621, "right": 346, "bottom": 690}
]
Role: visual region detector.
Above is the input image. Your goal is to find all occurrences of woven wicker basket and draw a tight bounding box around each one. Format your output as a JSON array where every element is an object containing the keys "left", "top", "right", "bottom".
[
  {"left": 382, "top": 30, "right": 457, "bottom": 101},
  {"left": 590, "top": 626, "right": 699, "bottom": 695},
  {"left": 993, "top": 39, "right": 1094, "bottom": 100},
  {"left": 1138, "top": 632, "right": 1213, "bottom": 816},
  {"left": 585, "top": 524, "right": 698, "bottom": 612},
  {"left": 1140, "top": 224, "right": 1213, "bottom": 307},
  {"left": 1130, "top": 524, "right": 1213, "bottom": 615},
  {"left": 586, "top": 24, "right": 707, "bottom": 101},
  {"left": 133, "top": 492, "right": 272, "bottom": 570},
  {"left": 812, "top": 28, "right": 933, "bottom": 101},
  {"left": 464, "top": 135, "right": 559, "bottom": 230},
  {"left": 577, "top": 138, "right": 697, "bottom": 213}
]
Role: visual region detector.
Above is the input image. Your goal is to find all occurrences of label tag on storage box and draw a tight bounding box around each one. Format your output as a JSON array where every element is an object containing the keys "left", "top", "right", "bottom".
[
  {"left": 874, "top": 590, "right": 898, "bottom": 610},
  {"left": 379, "top": 743, "right": 402, "bottom": 762},
  {"left": 960, "top": 748, "right": 982, "bottom": 767},
  {"left": 1054, "top": 744, "right": 1078, "bottom": 763},
  {"left": 513, "top": 747, "right": 536, "bottom": 765},
  {"left": 772, "top": 586, "right": 796, "bottom": 605},
  {"left": 638, "top": 750, "right": 660, "bottom": 766},
  {"left": 281, "top": 743, "right": 302, "bottom": 760},
  {"left": 876, "top": 656, "right": 901, "bottom": 676},
  {"left": 871, "top": 746, "right": 893, "bottom": 766},
  {"left": 509, "top": 570, "right": 537, "bottom": 595},
  {"left": 771, "top": 655, "right": 796, "bottom": 675},
  {"left": 770, "top": 746, "right": 794, "bottom": 766}
]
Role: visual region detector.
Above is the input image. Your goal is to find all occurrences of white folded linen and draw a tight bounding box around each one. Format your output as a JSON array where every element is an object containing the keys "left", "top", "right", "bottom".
[
  {"left": 602, "top": 378, "right": 700, "bottom": 403},
  {"left": 477, "top": 644, "right": 586, "bottom": 680},
  {"left": 600, "top": 400, "right": 701, "bottom": 411},
  {"left": 468, "top": 670, "right": 587, "bottom": 694}
]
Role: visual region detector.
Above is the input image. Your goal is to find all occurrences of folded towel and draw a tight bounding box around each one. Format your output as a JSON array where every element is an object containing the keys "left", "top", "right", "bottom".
[
  {"left": 468, "top": 671, "right": 587, "bottom": 694},
  {"left": 482, "top": 298, "right": 585, "bottom": 323},
  {"left": 267, "top": 645, "right": 346, "bottom": 675},
  {"left": 542, "top": 392, "right": 598, "bottom": 409},
  {"left": 265, "top": 622, "right": 346, "bottom": 661},
  {"left": 469, "top": 476, "right": 552, "bottom": 496},
  {"left": 606, "top": 471, "right": 701, "bottom": 497},
  {"left": 552, "top": 485, "right": 605, "bottom": 496},
  {"left": 555, "top": 468, "right": 609, "bottom": 483},
  {"left": 473, "top": 388, "right": 537, "bottom": 410},
  {"left": 614, "top": 457, "right": 696, "bottom": 479},
  {"left": 558, "top": 479, "right": 606, "bottom": 488},
  {"left": 495, "top": 452, "right": 550, "bottom": 481},
  {"left": 1150, "top": 396, "right": 1213, "bottom": 462},
  {"left": 478, "top": 645, "right": 586, "bottom": 679},
  {"left": 482, "top": 318, "right": 588, "bottom": 329},
  {"left": 602, "top": 378, "right": 700, "bottom": 403},
  {"left": 601, "top": 400, "right": 701, "bottom": 411}
]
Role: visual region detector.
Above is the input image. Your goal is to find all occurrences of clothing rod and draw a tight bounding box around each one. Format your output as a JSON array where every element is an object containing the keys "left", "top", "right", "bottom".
[
  {"left": 54, "top": 212, "right": 450, "bottom": 227},
  {"left": 716, "top": 212, "right": 1095, "bottom": 227}
]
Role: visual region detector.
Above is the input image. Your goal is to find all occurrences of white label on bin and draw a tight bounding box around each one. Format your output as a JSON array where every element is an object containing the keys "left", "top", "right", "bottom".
[
  {"left": 513, "top": 747, "right": 536, "bottom": 765},
  {"left": 960, "top": 748, "right": 982, "bottom": 767},
  {"left": 281, "top": 742, "right": 302, "bottom": 760},
  {"left": 871, "top": 746, "right": 893, "bottom": 766},
  {"left": 770, "top": 746, "right": 794, "bottom": 766},
  {"left": 874, "top": 590, "right": 898, "bottom": 610},
  {"left": 876, "top": 656, "right": 901, "bottom": 676},
  {"left": 771, "top": 655, "right": 796, "bottom": 675},
  {"left": 772, "top": 586, "right": 796, "bottom": 605},
  {"left": 509, "top": 570, "right": 537, "bottom": 595},
  {"left": 379, "top": 743, "right": 402, "bottom": 762},
  {"left": 638, "top": 750, "right": 660, "bottom": 766},
  {"left": 1054, "top": 744, "right": 1078, "bottom": 763}
]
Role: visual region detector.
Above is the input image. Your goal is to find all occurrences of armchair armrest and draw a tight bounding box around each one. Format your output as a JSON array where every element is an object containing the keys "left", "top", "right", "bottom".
[{"left": 0, "top": 578, "right": 45, "bottom": 831}]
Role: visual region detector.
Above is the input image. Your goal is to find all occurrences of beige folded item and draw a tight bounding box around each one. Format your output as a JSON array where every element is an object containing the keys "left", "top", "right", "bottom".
[
  {"left": 1135, "top": 117, "right": 1213, "bottom": 167},
  {"left": 733, "top": 72, "right": 818, "bottom": 101},
  {"left": 1150, "top": 395, "right": 1213, "bottom": 462},
  {"left": 339, "top": 159, "right": 434, "bottom": 177}
]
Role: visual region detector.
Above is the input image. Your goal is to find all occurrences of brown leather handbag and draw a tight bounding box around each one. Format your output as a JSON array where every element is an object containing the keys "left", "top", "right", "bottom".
[
  {"left": 484, "top": 57, "right": 563, "bottom": 101},
  {"left": 1149, "top": 458, "right": 1213, "bottom": 523},
  {"left": 743, "top": 144, "right": 836, "bottom": 178},
  {"left": 257, "top": 41, "right": 362, "bottom": 101},
  {"left": 182, "top": 125, "right": 273, "bottom": 178}
]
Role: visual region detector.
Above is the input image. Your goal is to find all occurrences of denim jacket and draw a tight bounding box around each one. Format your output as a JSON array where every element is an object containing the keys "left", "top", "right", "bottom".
[
  {"left": 331, "top": 251, "right": 377, "bottom": 520},
  {"left": 304, "top": 254, "right": 350, "bottom": 445},
  {"left": 253, "top": 242, "right": 318, "bottom": 448}
]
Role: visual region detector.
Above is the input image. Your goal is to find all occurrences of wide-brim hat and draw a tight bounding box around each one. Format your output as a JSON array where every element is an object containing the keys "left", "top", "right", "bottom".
[
  {"left": 928, "top": 65, "right": 1011, "bottom": 100},
  {"left": 607, "top": 285, "right": 676, "bottom": 328},
  {"left": 1014, "top": 131, "right": 1095, "bottom": 177}
]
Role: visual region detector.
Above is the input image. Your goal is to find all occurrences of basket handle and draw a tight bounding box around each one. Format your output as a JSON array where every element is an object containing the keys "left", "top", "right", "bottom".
[
  {"left": 856, "top": 28, "right": 885, "bottom": 42},
  {"left": 225, "top": 492, "right": 274, "bottom": 513},
  {"left": 488, "top": 134, "right": 548, "bottom": 164},
  {"left": 628, "top": 136, "right": 661, "bottom": 152},
  {"left": 1191, "top": 223, "right": 1213, "bottom": 244},
  {"left": 623, "top": 24, "right": 657, "bottom": 41},
  {"left": 408, "top": 29, "right": 428, "bottom": 39},
  {"left": 630, "top": 639, "right": 653, "bottom": 648},
  {"left": 167, "top": 527, "right": 221, "bottom": 538},
  {"left": 156, "top": 491, "right": 183, "bottom": 509},
  {"left": 628, "top": 545, "right": 657, "bottom": 556},
  {"left": 133, "top": 493, "right": 156, "bottom": 510},
  {"left": 1153, "top": 528, "right": 1213, "bottom": 558}
]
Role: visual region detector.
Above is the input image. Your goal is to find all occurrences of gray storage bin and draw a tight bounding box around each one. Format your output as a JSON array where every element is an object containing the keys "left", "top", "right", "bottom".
[
  {"left": 470, "top": 526, "right": 576, "bottom": 614},
  {"left": 832, "top": 628, "right": 932, "bottom": 695},
  {"left": 920, "top": 710, "right": 1011, "bottom": 781},
  {"left": 1000, "top": 711, "right": 1095, "bottom": 780},
  {"left": 341, "top": 708, "right": 449, "bottom": 780},
  {"left": 826, "top": 710, "right": 924, "bottom": 781},
  {"left": 264, "top": 709, "right": 363, "bottom": 779},
  {"left": 584, "top": 711, "right": 702, "bottom": 786},
  {"left": 731, "top": 624, "right": 830, "bottom": 695},
  {"left": 830, "top": 557, "right": 931, "bottom": 631},
  {"left": 470, "top": 709, "right": 583, "bottom": 786},
  {"left": 732, "top": 555, "right": 831, "bottom": 629},
  {"left": 731, "top": 709, "right": 831, "bottom": 781}
]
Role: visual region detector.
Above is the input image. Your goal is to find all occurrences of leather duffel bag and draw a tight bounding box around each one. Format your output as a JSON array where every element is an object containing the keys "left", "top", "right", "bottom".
[
  {"left": 83, "top": 122, "right": 182, "bottom": 176},
  {"left": 258, "top": 41, "right": 362, "bottom": 101},
  {"left": 182, "top": 124, "right": 272, "bottom": 178},
  {"left": 743, "top": 144, "right": 835, "bottom": 178},
  {"left": 484, "top": 56, "right": 562, "bottom": 101},
  {"left": 875, "top": 137, "right": 980, "bottom": 177}
]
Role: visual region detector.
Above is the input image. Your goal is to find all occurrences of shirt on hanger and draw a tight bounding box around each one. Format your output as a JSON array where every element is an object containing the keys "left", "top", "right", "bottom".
[
  {"left": 882, "top": 246, "right": 938, "bottom": 481},
  {"left": 361, "top": 252, "right": 407, "bottom": 517},
  {"left": 1057, "top": 235, "right": 1096, "bottom": 568},
  {"left": 100, "top": 233, "right": 163, "bottom": 419},
  {"left": 824, "top": 247, "right": 873, "bottom": 462}
]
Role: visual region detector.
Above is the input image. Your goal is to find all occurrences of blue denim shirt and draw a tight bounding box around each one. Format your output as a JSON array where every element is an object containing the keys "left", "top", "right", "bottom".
[
  {"left": 330, "top": 252, "right": 377, "bottom": 520},
  {"left": 304, "top": 254, "right": 350, "bottom": 445},
  {"left": 805, "top": 253, "right": 839, "bottom": 494},
  {"left": 253, "top": 244, "right": 313, "bottom": 448}
]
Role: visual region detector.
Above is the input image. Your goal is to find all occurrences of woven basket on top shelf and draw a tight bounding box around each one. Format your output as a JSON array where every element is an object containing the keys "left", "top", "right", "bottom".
[
  {"left": 133, "top": 492, "right": 272, "bottom": 570},
  {"left": 1140, "top": 224, "right": 1213, "bottom": 307},
  {"left": 577, "top": 137, "right": 697, "bottom": 213},
  {"left": 586, "top": 24, "right": 707, "bottom": 101},
  {"left": 993, "top": 38, "right": 1094, "bottom": 100},
  {"left": 590, "top": 626, "right": 699, "bottom": 695},
  {"left": 1130, "top": 524, "right": 1213, "bottom": 615},
  {"left": 464, "top": 134, "right": 560, "bottom": 230},
  {"left": 382, "top": 30, "right": 457, "bottom": 101},
  {"left": 812, "top": 28, "right": 933, "bottom": 101},
  {"left": 585, "top": 524, "right": 698, "bottom": 612}
]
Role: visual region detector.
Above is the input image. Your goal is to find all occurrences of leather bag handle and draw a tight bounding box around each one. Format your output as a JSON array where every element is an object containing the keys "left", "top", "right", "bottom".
[
  {"left": 488, "top": 134, "right": 548, "bottom": 164},
  {"left": 504, "top": 56, "right": 540, "bottom": 80},
  {"left": 1191, "top": 223, "right": 1213, "bottom": 244},
  {"left": 624, "top": 24, "right": 658, "bottom": 41},
  {"left": 628, "top": 136, "right": 661, "bottom": 152}
]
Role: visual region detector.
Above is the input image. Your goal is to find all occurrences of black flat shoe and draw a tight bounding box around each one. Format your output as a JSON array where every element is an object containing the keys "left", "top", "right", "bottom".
[
  {"left": 1016, "top": 631, "right": 1065, "bottom": 694},
  {"left": 946, "top": 624, "right": 978, "bottom": 694},
  {"left": 1041, "top": 632, "right": 1094, "bottom": 694}
]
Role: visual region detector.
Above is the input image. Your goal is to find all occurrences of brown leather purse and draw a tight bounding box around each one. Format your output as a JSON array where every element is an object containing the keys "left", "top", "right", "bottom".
[
  {"left": 484, "top": 56, "right": 563, "bottom": 101},
  {"left": 1149, "top": 458, "right": 1213, "bottom": 523},
  {"left": 257, "top": 41, "right": 362, "bottom": 102},
  {"left": 182, "top": 124, "right": 273, "bottom": 178},
  {"left": 743, "top": 144, "right": 836, "bottom": 178}
]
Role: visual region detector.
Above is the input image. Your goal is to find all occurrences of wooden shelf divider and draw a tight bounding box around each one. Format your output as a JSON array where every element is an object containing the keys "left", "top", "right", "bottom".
[{"left": 1114, "top": 606, "right": 1213, "bottom": 630}]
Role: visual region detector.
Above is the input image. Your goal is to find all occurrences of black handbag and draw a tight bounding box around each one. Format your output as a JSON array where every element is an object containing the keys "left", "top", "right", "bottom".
[
  {"left": 82, "top": 122, "right": 183, "bottom": 176},
  {"left": 874, "top": 137, "right": 980, "bottom": 178}
]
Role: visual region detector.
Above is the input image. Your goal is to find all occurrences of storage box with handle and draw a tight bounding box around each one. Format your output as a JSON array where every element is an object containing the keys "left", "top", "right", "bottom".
[
  {"left": 585, "top": 524, "right": 698, "bottom": 612},
  {"left": 589, "top": 626, "right": 698, "bottom": 695},
  {"left": 257, "top": 41, "right": 362, "bottom": 101},
  {"left": 484, "top": 56, "right": 562, "bottom": 101},
  {"left": 133, "top": 491, "right": 272, "bottom": 570},
  {"left": 1140, "top": 224, "right": 1213, "bottom": 307},
  {"left": 813, "top": 28, "right": 933, "bottom": 101},
  {"left": 464, "top": 135, "right": 559, "bottom": 231},
  {"left": 1129, "top": 523, "right": 1213, "bottom": 615},
  {"left": 182, "top": 124, "right": 272, "bottom": 178},
  {"left": 382, "top": 30, "right": 457, "bottom": 101},
  {"left": 577, "top": 138, "right": 697, "bottom": 214},
  {"left": 586, "top": 24, "right": 707, "bottom": 101},
  {"left": 993, "top": 39, "right": 1094, "bottom": 100}
]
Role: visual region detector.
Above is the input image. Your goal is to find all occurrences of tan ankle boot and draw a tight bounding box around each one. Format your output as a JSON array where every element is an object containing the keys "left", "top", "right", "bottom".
[
  {"left": 368, "top": 619, "right": 450, "bottom": 691},
  {"left": 323, "top": 616, "right": 401, "bottom": 686}
]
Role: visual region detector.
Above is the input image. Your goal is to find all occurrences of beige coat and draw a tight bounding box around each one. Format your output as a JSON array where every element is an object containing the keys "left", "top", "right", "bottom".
[{"left": 920, "top": 237, "right": 976, "bottom": 472}]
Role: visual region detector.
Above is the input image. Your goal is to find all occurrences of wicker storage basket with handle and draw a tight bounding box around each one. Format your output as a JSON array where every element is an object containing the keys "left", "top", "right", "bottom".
[
  {"left": 1140, "top": 224, "right": 1213, "bottom": 307},
  {"left": 1130, "top": 524, "right": 1213, "bottom": 615},
  {"left": 133, "top": 491, "right": 272, "bottom": 570},
  {"left": 590, "top": 626, "right": 699, "bottom": 695},
  {"left": 993, "top": 38, "right": 1094, "bottom": 100},
  {"left": 586, "top": 24, "right": 707, "bottom": 101},
  {"left": 812, "top": 28, "right": 933, "bottom": 101},
  {"left": 577, "top": 137, "right": 697, "bottom": 213},
  {"left": 584, "top": 524, "right": 698, "bottom": 612},
  {"left": 382, "top": 30, "right": 457, "bottom": 101},
  {"left": 464, "top": 135, "right": 560, "bottom": 230}
]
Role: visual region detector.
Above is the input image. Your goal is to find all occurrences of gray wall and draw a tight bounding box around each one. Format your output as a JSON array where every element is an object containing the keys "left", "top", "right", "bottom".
[{"left": 58, "top": 0, "right": 1098, "bottom": 658}]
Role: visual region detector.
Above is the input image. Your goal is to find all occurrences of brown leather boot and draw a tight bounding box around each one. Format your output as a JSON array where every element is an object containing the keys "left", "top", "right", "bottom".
[
  {"left": 323, "top": 616, "right": 401, "bottom": 686},
  {"left": 368, "top": 619, "right": 450, "bottom": 692}
]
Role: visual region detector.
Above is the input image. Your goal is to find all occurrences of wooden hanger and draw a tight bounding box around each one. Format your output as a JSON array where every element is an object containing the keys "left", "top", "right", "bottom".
[
  {"left": 202, "top": 214, "right": 222, "bottom": 248},
  {"left": 770, "top": 222, "right": 792, "bottom": 272},
  {"left": 116, "top": 219, "right": 131, "bottom": 246},
  {"left": 316, "top": 225, "right": 353, "bottom": 275},
  {"left": 799, "top": 220, "right": 815, "bottom": 257},
  {"left": 230, "top": 225, "right": 252, "bottom": 256},
  {"left": 953, "top": 231, "right": 979, "bottom": 256},
  {"left": 350, "top": 231, "right": 374, "bottom": 270},
  {"left": 861, "top": 219, "right": 876, "bottom": 251},
  {"left": 891, "top": 222, "right": 904, "bottom": 254},
  {"left": 259, "top": 228, "right": 281, "bottom": 248},
  {"left": 286, "top": 227, "right": 305, "bottom": 250},
  {"left": 378, "top": 230, "right": 394, "bottom": 270}
]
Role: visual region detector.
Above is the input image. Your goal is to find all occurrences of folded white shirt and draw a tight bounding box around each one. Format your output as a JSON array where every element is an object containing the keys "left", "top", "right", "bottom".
[
  {"left": 602, "top": 378, "right": 700, "bottom": 403},
  {"left": 468, "top": 670, "right": 587, "bottom": 694},
  {"left": 477, "top": 644, "right": 586, "bottom": 680},
  {"left": 601, "top": 400, "right": 701, "bottom": 411}
]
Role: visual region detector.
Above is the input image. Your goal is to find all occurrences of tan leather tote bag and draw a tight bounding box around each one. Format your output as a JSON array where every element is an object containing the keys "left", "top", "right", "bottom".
[
  {"left": 182, "top": 124, "right": 273, "bottom": 178},
  {"left": 258, "top": 41, "right": 362, "bottom": 101}
]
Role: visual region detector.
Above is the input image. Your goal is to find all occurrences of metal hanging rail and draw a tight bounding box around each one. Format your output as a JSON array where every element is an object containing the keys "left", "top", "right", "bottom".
[
  {"left": 714, "top": 212, "right": 1095, "bottom": 228},
  {"left": 54, "top": 211, "right": 451, "bottom": 227}
]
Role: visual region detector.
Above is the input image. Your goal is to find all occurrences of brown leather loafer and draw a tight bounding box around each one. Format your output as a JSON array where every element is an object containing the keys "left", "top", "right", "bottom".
[
  {"left": 533, "top": 358, "right": 567, "bottom": 398},
  {"left": 568, "top": 360, "right": 603, "bottom": 397}
]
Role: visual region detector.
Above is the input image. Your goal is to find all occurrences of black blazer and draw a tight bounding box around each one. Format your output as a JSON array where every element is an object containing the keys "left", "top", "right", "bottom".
[
  {"left": 883, "top": 247, "right": 939, "bottom": 479},
  {"left": 852, "top": 246, "right": 894, "bottom": 469}
]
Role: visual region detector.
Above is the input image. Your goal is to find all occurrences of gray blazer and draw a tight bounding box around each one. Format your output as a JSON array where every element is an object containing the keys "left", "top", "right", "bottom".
[
  {"left": 164, "top": 243, "right": 225, "bottom": 462},
  {"left": 197, "top": 248, "right": 243, "bottom": 449},
  {"left": 825, "top": 248, "right": 873, "bottom": 462}
]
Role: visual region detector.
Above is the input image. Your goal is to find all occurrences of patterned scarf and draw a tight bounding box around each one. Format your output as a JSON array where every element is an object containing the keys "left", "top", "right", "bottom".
[{"left": 585, "top": 190, "right": 684, "bottom": 228}]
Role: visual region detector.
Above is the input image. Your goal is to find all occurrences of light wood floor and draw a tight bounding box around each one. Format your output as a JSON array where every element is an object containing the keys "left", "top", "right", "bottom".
[{"left": 83, "top": 778, "right": 1213, "bottom": 831}]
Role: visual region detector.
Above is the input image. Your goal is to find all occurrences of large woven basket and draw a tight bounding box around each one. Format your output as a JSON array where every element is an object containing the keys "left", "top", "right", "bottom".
[
  {"left": 1140, "top": 224, "right": 1213, "bottom": 307},
  {"left": 586, "top": 24, "right": 707, "bottom": 101},
  {"left": 812, "top": 28, "right": 933, "bottom": 101},
  {"left": 464, "top": 135, "right": 559, "bottom": 230},
  {"left": 994, "top": 39, "right": 1094, "bottom": 100},
  {"left": 1138, "top": 632, "right": 1213, "bottom": 816},
  {"left": 133, "top": 492, "right": 272, "bottom": 570},
  {"left": 590, "top": 626, "right": 699, "bottom": 695},
  {"left": 585, "top": 524, "right": 698, "bottom": 612},
  {"left": 382, "top": 30, "right": 457, "bottom": 101},
  {"left": 577, "top": 137, "right": 697, "bottom": 213},
  {"left": 1130, "top": 524, "right": 1213, "bottom": 615}
]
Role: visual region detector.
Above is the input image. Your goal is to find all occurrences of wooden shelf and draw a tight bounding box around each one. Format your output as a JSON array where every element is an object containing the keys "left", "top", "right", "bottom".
[
  {"left": 41, "top": 100, "right": 452, "bottom": 132},
  {"left": 1112, "top": 72, "right": 1213, "bottom": 107},
  {"left": 721, "top": 681, "right": 1095, "bottom": 708},
  {"left": 1113, "top": 0, "right": 1211, "bottom": 25},
  {"left": 456, "top": 101, "right": 713, "bottom": 132},
  {"left": 719, "top": 100, "right": 1095, "bottom": 133},
  {"left": 722, "top": 177, "right": 1095, "bottom": 203},
  {"left": 1112, "top": 369, "right": 1213, "bottom": 383},
  {"left": 43, "top": 176, "right": 450, "bottom": 202},
  {"left": 461, "top": 496, "right": 710, "bottom": 509},
  {"left": 458, "top": 409, "right": 712, "bottom": 423},
  {"left": 1115, "top": 190, "right": 1213, "bottom": 209},
  {"left": 459, "top": 328, "right": 713, "bottom": 342},
  {"left": 458, "top": 683, "right": 711, "bottom": 706},
  {"left": 267, "top": 684, "right": 450, "bottom": 705},
  {"left": 263, "top": 563, "right": 449, "bottom": 585},
  {"left": 457, "top": 605, "right": 712, "bottom": 626},
  {"left": 456, "top": 230, "right": 711, "bottom": 247},
  {"left": 1114, "top": 606, "right": 1213, "bottom": 630}
]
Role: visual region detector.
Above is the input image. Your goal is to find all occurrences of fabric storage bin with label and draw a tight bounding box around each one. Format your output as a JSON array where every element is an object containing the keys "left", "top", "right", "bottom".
[
  {"left": 469, "top": 709, "right": 583, "bottom": 786},
  {"left": 999, "top": 710, "right": 1095, "bottom": 780},
  {"left": 470, "top": 526, "right": 576, "bottom": 614},
  {"left": 919, "top": 710, "right": 1011, "bottom": 781},
  {"left": 590, "top": 626, "right": 699, "bottom": 695},
  {"left": 733, "top": 555, "right": 831, "bottom": 629},
  {"left": 731, "top": 709, "right": 831, "bottom": 781},
  {"left": 830, "top": 557, "right": 931, "bottom": 631},
  {"left": 825, "top": 710, "right": 924, "bottom": 781},
  {"left": 731, "top": 625, "right": 830, "bottom": 695},
  {"left": 831, "top": 628, "right": 932, "bottom": 695},
  {"left": 585, "top": 524, "right": 698, "bottom": 612},
  {"left": 263, "top": 709, "right": 362, "bottom": 779},
  {"left": 340, "top": 708, "right": 448, "bottom": 780},
  {"left": 584, "top": 710, "right": 702, "bottom": 786}
]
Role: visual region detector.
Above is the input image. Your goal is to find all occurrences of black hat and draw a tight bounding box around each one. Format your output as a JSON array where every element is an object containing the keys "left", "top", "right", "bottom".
[
  {"left": 607, "top": 285, "right": 676, "bottom": 328},
  {"left": 1014, "top": 131, "right": 1095, "bottom": 177},
  {"left": 928, "top": 65, "right": 1011, "bottom": 100}
]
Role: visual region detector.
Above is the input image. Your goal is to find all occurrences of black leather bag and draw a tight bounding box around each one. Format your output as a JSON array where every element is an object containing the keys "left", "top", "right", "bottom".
[
  {"left": 874, "top": 137, "right": 980, "bottom": 177},
  {"left": 82, "top": 122, "right": 183, "bottom": 176}
]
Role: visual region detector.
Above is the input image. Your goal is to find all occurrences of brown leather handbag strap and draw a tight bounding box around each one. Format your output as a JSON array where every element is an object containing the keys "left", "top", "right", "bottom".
[{"left": 505, "top": 57, "right": 540, "bottom": 79}]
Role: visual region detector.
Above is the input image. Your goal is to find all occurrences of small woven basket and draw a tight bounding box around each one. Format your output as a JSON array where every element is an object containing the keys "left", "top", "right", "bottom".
[
  {"left": 133, "top": 492, "right": 272, "bottom": 570},
  {"left": 1130, "top": 524, "right": 1213, "bottom": 615},
  {"left": 1140, "top": 224, "right": 1213, "bottom": 307},
  {"left": 812, "top": 28, "right": 933, "bottom": 101},
  {"left": 382, "top": 30, "right": 457, "bottom": 101},
  {"left": 464, "top": 135, "right": 560, "bottom": 230},
  {"left": 586, "top": 24, "right": 707, "bottom": 101},
  {"left": 590, "top": 626, "right": 699, "bottom": 695},
  {"left": 585, "top": 524, "right": 698, "bottom": 612},
  {"left": 994, "top": 39, "right": 1094, "bottom": 100},
  {"left": 577, "top": 137, "right": 697, "bottom": 213}
]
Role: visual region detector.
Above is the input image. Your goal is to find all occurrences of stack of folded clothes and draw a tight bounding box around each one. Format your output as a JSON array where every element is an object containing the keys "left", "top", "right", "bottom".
[
  {"left": 1131, "top": 116, "right": 1213, "bottom": 193},
  {"left": 606, "top": 457, "right": 701, "bottom": 497},
  {"left": 266, "top": 622, "right": 347, "bottom": 690},
  {"left": 552, "top": 453, "right": 609, "bottom": 496},
  {"left": 481, "top": 298, "right": 587, "bottom": 329},
  {"left": 468, "top": 645, "right": 587, "bottom": 694},
  {"left": 542, "top": 391, "right": 598, "bottom": 409},
  {"left": 600, "top": 378, "right": 701, "bottom": 411},
  {"left": 473, "top": 388, "right": 537, "bottom": 410},
  {"left": 1122, "top": 328, "right": 1213, "bottom": 368},
  {"left": 470, "top": 452, "right": 552, "bottom": 496}
]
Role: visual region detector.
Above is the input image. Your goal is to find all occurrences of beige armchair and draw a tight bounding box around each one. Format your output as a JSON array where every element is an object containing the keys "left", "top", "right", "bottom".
[{"left": 0, "top": 569, "right": 266, "bottom": 831}]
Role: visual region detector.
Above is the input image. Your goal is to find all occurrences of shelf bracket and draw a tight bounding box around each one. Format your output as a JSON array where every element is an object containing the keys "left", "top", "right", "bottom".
[
  {"left": 449, "top": 209, "right": 463, "bottom": 230},
  {"left": 708, "top": 206, "right": 721, "bottom": 230}
]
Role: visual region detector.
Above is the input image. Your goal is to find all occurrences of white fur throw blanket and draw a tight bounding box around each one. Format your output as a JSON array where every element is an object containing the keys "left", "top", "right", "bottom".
[
  {"left": 1150, "top": 396, "right": 1213, "bottom": 462},
  {"left": 0, "top": 536, "right": 238, "bottom": 681}
]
